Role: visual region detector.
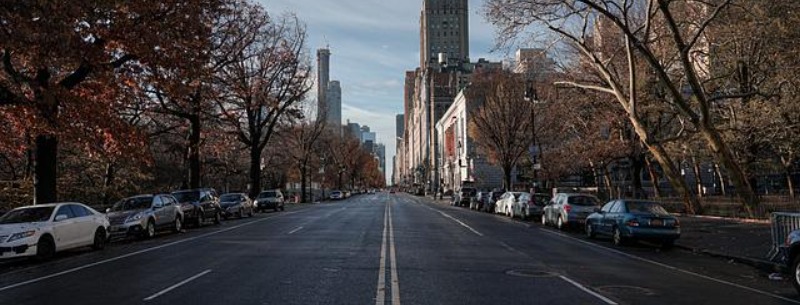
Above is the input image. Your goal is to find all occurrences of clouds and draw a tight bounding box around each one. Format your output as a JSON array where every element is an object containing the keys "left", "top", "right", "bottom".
[{"left": 257, "top": 0, "right": 501, "bottom": 183}]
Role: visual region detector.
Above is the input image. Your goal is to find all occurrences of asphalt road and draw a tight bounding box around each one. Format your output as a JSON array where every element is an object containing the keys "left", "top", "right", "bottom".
[{"left": 0, "top": 193, "right": 798, "bottom": 304}]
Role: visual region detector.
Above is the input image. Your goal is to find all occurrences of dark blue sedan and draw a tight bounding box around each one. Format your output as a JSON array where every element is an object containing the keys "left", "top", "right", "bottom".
[{"left": 585, "top": 199, "right": 680, "bottom": 248}]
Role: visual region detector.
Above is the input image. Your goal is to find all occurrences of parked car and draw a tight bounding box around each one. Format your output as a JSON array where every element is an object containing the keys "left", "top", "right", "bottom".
[
  {"left": 495, "top": 192, "right": 523, "bottom": 215},
  {"left": 329, "top": 190, "right": 344, "bottom": 200},
  {"left": 219, "top": 193, "right": 255, "bottom": 219},
  {"left": 0, "top": 203, "right": 109, "bottom": 260},
  {"left": 255, "top": 190, "right": 286, "bottom": 211},
  {"left": 484, "top": 190, "right": 505, "bottom": 213},
  {"left": 107, "top": 195, "right": 184, "bottom": 239},
  {"left": 585, "top": 199, "right": 680, "bottom": 248},
  {"left": 542, "top": 193, "right": 601, "bottom": 230},
  {"left": 455, "top": 187, "right": 477, "bottom": 207},
  {"left": 172, "top": 188, "right": 222, "bottom": 227},
  {"left": 509, "top": 193, "right": 551, "bottom": 220},
  {"left": 471, "top": 192, "right": 487, "bottom": 210}
]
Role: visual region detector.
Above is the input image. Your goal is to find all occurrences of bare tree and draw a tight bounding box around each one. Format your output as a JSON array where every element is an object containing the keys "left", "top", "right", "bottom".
[
  {"left": 468, "top": 71, "right": 534, "bottom": 190},
  {"left": 285, "top": 105, "right": 327, "bottom": 203},
  {"left": 214, "top": 7, "right": 312, "bottom": 198},
  {"left": 485, "top": 0, "right": 755, "bottom": 213}
]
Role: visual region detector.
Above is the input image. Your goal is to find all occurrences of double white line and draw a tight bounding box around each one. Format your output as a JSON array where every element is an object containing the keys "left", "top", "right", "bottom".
[{"left": 376, "top": 202, "right": 400, "bottom": 305}]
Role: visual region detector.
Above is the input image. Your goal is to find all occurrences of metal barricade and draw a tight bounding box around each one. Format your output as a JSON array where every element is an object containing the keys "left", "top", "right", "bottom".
[{"left": 767, "top": 212, "right": 800, "bottom": 262}]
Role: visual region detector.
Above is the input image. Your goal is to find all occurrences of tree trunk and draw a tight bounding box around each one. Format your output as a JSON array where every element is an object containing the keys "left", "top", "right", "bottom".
[
  {"left": 629, "top": 117, "right": 701, "bottom": 214},
  {"left": 715, "top": 163, "right": 727, "bottom": 196},
  {"left": 102, "top": 163, "right": 116, "bottom": 205},
  {"left": 631, "top": 154, "right": 645, "bottom": 198},
  {"left": 300, "top": 164, "right": 308, "bottom": 203},
  {"left": 787, "top": 169, "right": 795, "bottom": 199},
  {"left": 603, "top": 167, "right": 615, "bottom": 199},
  {"left": 34, "top": 135, "right": 58, "bottom": 204},
  {"left": 187, "top": 115, "right": 202, "bottom": 189},
  {"left": 698, "top": 125, "right": 757, "bottom": 215},
  {"left": 248, "top": 144, "right": 262, "bottom": 199},
  {"left": 691, "top": 155, "right": 704, "bottom": 198},
  {"left": 503, "top": 165, "right": 513, "bottom": 191},
  {"left": 645, "top": 157, "right": 662, "bottom": 198}
]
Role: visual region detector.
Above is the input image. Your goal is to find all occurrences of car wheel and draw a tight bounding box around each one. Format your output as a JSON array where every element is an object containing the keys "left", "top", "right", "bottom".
[
  {"left": 520, "top": 208, "right": 526, "bottom": 221},
  {"left": 792, "top": 254, "right": 800, "bottom": 294},
  {"left": 173, "top": 217, "right": 183, "bottom": 233},
  {"left": 586, "top": 222, "right": 596, "bottom": 239},
  {"left": 273, "top": 206, "right": 278, "bottom": 212},
  {"left": 280, "top": 205, "right": 285, "bottom": 211},
  {"left": 144, "top": 220, "right": 156, "bottom": 239},
  {"left": 35, "top": 235, "right": 56, "bottom": 261},
  {"left": 612, "top": 227, "right": 627, "bottom": 246},
  {"left": 92, "top": 228, "right": 107, "bottom": 250},
  {"left": 248, "top": 208, "right": 254, "bottom": 218},
  {"left": 214, "top": 211, "right": 222, "bottom": 225}
]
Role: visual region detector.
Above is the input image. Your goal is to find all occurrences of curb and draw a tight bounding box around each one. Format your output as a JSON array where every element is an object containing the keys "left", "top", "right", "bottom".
[
  {"left": 673, "top": 213, "right": 771, "bottom": 225},
  {"left": 675, "top": 243, "right": 784, "bottom": 273}
]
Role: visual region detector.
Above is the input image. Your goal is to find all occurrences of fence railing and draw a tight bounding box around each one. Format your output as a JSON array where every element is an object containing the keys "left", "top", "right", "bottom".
[{"left": 767, "top": 212, "right": 800, "bottom": 262}]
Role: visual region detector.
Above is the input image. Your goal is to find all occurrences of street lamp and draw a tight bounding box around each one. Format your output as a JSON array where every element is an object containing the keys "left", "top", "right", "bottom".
[{"left": 524, "top": 81, "right": 540, "bottom": 192}]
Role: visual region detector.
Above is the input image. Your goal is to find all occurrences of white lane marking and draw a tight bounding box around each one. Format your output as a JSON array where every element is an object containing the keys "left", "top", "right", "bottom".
[
  {"left": 287, "top": 226, "right": 304, "bottom": 235},
  {"left": 436, "top": 210, "right": 484, "bottom": 237},
  {"left": 0, "top": 209, "right": 309, "bottom": 293},
  {"left": 143, "top": 269, "right": 212, "bottom": 301},
  {"left": 388, "top": 201, "right": 401, "bottom": 305},
  {"left": 539, "top": 229, "right": 800, "bottom": 305},
  {"left": 376, "top": 204, "right": 389, "bottom": 305},
  {"left": 559, "top": 275, "right": 618, "bottom": 305}
]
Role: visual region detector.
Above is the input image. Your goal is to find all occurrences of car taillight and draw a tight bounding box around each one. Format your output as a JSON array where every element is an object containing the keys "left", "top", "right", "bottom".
[
  {"left": 627, "top": 219, "right": 640, "bottom": 227},
  {"left": 564, "top": 204, "right": 571, "bottom": 213}
]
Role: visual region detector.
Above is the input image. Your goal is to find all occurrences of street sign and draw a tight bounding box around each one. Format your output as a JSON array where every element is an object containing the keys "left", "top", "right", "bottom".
[{"left": 533, "top": 163, "right": 542, "bottom": 170}]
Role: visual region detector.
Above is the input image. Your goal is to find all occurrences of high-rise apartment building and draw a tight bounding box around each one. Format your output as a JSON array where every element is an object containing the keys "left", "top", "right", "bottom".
[
  {"left": 317, "top": 48, "right": 330, "bottom": 117},
  {"left": 326, "top": 81, "right": 342, "bottom": 127},
  {"left": 420, "top": 0, "right": 469, "bottom": 69}
]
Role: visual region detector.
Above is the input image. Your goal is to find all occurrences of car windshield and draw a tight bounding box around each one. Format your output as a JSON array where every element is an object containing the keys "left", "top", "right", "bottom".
[
  {"left": 567, "top": 195, "right": 599, "bottom": 206},
  {"left": 220, "top": 194, "right": 241, "bottom": 201},
  {"left": 0, "top": 207, "right": 55, "bottom": 224},
  {"left": 173, "top": 192, "right": 200, "bottom": 203},
  {"left": 258, "top": 191, "right": 277, "bottom": 198},
  {"left": 492, "top": 192, "right": 505, "bottom": 199},
  {"left": 111, "top": 197, "right": 152, "bottom": 212},
  {"left": 512, "top": 193, "right": 522, "bottom": 199},
  {"left": 626, "top": 202, "right": 670, "bottom": 215}
]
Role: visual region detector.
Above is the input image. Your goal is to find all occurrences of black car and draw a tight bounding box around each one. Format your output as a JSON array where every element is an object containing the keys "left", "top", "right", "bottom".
[{"left": 172, "top": 188, "right": 222, "bottom": 227}]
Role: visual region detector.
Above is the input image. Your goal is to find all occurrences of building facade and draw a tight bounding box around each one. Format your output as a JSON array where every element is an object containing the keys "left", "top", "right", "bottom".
[{"left": 420, "top": 0, "right": 470, "bottom": 69}]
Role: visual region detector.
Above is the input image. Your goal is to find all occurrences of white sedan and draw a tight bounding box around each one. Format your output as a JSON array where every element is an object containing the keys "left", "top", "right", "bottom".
[
  {"left": 494, "top": 192, "right": 523, "bottom": 216},
  {"left": 0, "top": 203, "right": 110, "bottom": 260}
]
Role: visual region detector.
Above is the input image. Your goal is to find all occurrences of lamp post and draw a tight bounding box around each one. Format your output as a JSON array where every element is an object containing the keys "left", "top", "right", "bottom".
[{"left": 524, "top": 81, "right": 539, "bottom": 193}]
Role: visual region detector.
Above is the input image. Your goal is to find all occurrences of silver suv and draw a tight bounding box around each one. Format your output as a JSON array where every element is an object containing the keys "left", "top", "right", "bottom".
[
  {"left": 254, "top": 190, "right": 285, "bottom": 212},
  {"left": 542, "top": 193, "right": 601, "bottom": 231},
  {"left": 107, "top": 195, "right": 184, "bottom": 239}
]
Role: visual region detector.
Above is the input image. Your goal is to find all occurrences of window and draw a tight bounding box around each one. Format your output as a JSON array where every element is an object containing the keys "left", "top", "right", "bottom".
[
  {"left": 153, "top": 196, "right": 164, "bottom": 208},
  {"left": 601, "top": 201, "right": 617, "bottom": 213},
  {"left": 611, "top": 201, "right": 625, "bottom": 213},
  {"left": 76, "top": 205, "right": 95, "bottom": 217},
  {"left": 55, "top": 205, "right": 77, "bottom": 220}
]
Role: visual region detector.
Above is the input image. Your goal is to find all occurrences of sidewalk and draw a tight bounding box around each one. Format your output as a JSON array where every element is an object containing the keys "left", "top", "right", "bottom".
[{"left": 675, "top": 216, "right": 779, "bottom": 271}]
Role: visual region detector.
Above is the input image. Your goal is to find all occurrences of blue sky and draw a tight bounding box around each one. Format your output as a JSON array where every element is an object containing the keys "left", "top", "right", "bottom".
[{"left": 259, "top": 0, "right": 501, "bottom": 183}]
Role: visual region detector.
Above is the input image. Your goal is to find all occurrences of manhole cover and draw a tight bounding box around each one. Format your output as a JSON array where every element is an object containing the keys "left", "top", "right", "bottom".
[
  {"left": 596, "top": 285, "right": 656, "bottom": 296},
  {"left": 505, "top": 269, "right": 557, "bottom": 278}
]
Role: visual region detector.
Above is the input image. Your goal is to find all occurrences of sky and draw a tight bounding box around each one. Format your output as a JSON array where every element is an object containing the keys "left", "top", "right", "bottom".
[{"left": 259, "top": 0, "right": 502, "bottom": 184}]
